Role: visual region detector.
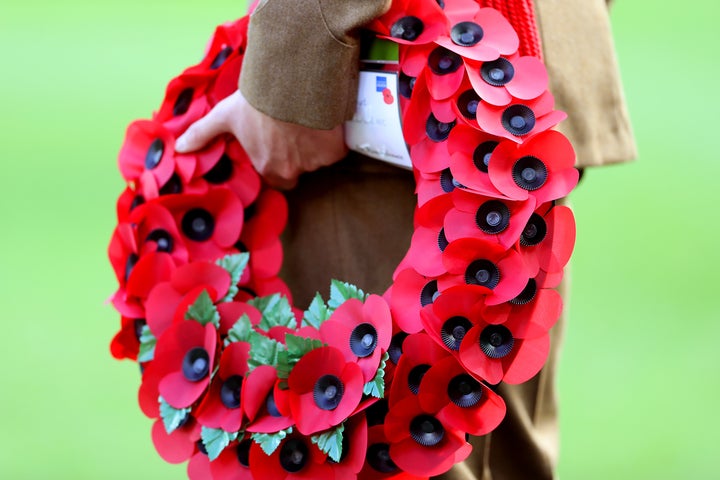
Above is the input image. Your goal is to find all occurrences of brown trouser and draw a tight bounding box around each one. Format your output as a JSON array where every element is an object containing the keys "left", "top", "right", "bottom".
[{"left": 281, "top": 153, "right": 566, "bottom": 479}]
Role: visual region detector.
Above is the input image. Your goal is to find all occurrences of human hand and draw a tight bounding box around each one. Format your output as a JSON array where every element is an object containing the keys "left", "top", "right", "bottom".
[{"left": 175, "top": 90, "right": 348, "bottom": 189}]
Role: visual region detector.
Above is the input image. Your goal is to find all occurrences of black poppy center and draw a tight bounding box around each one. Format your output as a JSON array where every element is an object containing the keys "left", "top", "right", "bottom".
[
  {"left": 410, "top": 414, "right": 445, "bottom": 446},
  {"left": 510, "top": 278, "right": 538, "bottom": 305},
  {"left": 420, "top": 280, "right": 440, "bottom": 307},
  {"left": 426, "top": 114, "right": 456, "bottom": 142},
  {"left": 133, "top": 319, "right": 146, "bottom": 341},
  {"left": 181, "top": 208, "right": 215, "bottom": 242},
  {"left": 480, "top": 325, "right": 514, "bottom": 359},
  {"left": 350, "top": 323, "right": 378, "bottom": 357},
  {"left": 428, "top": 47, "right": 462, "bottom": 75},
  {"left": 367, "top": 443, "right": 398, "bottom": 473},
  {"left": 182, "top": 347, "right": 210, "bottom": 382},
  {"left": 447, "top": 374, "right": 483, "bottom": 407},
  {"left": 266, "top": 390, "right": 282, "bottom": 417},
  {"left": 279, "top": 438, "right": 308, "bottom": 473},
  {"left": 441, "top": 316, "right": 472, "bottom": 351},
  {"left": 145, "top": 138, "right": 164, "bottom": 170},
  {"left": 440, "top": 168, "right": 462, "bottom": 193},
  {"left": 203, "top": 154, "right": 234, "bottom": 184},
  {"left": 366, "top": 398, "right": 389, "bottom": 427},
  {"left": 210, "top": 45, "right": 233, "bottom": 70},
  {"left": 159, "top": 173, "right": 183, "bottom": 195},
  {"left": 125, "top": 253, "right": 138, "bottom": 282},
  {"left": 457, "top": 89, "right": 480, "bottom": 119},
  {"left": 313, "top": 375, "right": 344, "bottom": 410},
  {"left": 520, "top": 213, "right": 548, "bottom": 246},
  {"left": 473, "top": 141, "right": 498, "bottom": 173},
  {"left": 173, "top": 88, "right": 194, "bottom": 117},
  {"left": 512, "top": 156, "right": 548, "bottom": 191},
  {"left": 465, "top": 260, "right": 501, "bottom": 289},
  {"left": 220, "top": 375, "right": 243, "bottom": 409},
  {"left": 501, "top": 104, "right": 536, "bottom": 136},
  {"left": 476, "top": 200, "right": 510, "bottom": 234},
  {"left": 391, "top": 16, "right": 424, "bottom": 41},
  {"left": 437, "top": 228, "right": 449, "bottom": 252},
  {"left": 399, "top": 72, "right": 416, "bottom": 99},
  {"left": 388, "top": 332, "right": 409, "bottom": 365},
  {"left": 236, "top": 439, "right": 252, "bottom": 468},
  {"left": 451, "top": 21, "right": 484, "bottom": 47},
  {"left": 146, "top": 228, "right": 173, "bottom": 253},
  {"left": 481, "top": 58, "right": 515, "bottom": 86},
  {"left": 408, "top": 364, "right": 431, "bottom": 394}
]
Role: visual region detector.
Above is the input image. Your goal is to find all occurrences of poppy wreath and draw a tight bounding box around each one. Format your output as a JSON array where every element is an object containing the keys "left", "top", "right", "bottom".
[{"left": 109, "top": 0, "right": 579, "bottom": 478}]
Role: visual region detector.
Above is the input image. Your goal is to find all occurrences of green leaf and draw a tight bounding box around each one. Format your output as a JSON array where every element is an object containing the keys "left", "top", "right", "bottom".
[
  {"left": 328, "top": 279, "right": 368, "bottom": 310},
  {"left": 301, "top": 293, "right": 331, "bottom": 329},
  {"left": 185, "top": 289, "right": 220, "bottom": 328},
  {"left": 311, "top": 424, "right": 345, "bottom": 463},
  {"left": 251, "top": 427, "right": 293, "bottom": 456},
  {"left": 159, "top": 397, "right": 191, "bottom": 434},
  {"left": 224, "top": 314, "right": 253, "bottom": 346},
  {"left": 248, "top": 331, "right": 285, "bottom": 370},
  {"left": 363, "top": 351, "right": 389, "bottom": 398},
  {"left": 248, "top": 294, "right": 295, "bottom": 331},
  {"left": 201, "top": 427, "right": 239, "bottom": 461},
  {"left": 276, "top": 334, "right": 324, "bottom": 382},
  {"left": 216, "top": 253, "right": 250, "bottom": 302},
  {"left": 138, "top": 325, "right": 156, "bottom": 362}
]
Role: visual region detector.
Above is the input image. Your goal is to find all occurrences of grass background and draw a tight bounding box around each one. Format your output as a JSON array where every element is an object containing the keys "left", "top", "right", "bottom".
[{"left": 0, "top": 0, "right": 718, "bottom": 478}]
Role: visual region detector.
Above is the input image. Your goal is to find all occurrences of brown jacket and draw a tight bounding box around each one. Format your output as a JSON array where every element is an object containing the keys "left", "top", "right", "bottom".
[{"left": 240, "top": 0, "right": 636, "bottom": 168}]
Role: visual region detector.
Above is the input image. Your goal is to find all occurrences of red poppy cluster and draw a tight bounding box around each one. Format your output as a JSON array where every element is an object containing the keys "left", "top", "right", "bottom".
[{"left": 109, "top": 1, "right": 578, "bottom": 478}]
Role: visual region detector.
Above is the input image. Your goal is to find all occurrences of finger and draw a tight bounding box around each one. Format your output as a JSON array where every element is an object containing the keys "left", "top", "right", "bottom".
[{"left": 174, "top": 96, "right": 234, "bottom": 153}]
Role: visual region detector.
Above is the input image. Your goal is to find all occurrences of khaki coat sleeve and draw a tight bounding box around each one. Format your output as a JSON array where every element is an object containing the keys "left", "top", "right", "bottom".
[{"left": 239, "top": 0, "right": 391, "bottom": 129}]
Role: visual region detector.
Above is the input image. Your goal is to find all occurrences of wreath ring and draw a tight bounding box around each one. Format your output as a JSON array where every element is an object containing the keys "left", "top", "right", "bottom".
[{"left": 109, "top": 1, "right": 579, "bottom": 478}]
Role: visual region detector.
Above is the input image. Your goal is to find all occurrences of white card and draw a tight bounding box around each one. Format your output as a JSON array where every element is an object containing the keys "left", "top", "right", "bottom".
[{"left": 344, "top": 71, "right": 412, "bottom": 170}]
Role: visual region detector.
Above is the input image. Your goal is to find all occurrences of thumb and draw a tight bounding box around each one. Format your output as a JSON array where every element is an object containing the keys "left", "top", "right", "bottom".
[{"left": 174, "top": 96, "right": 234, "bottom": 153}]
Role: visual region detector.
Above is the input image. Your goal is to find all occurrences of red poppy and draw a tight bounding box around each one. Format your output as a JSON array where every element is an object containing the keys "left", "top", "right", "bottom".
[
  {"left": 242, "top": 365, "right": 293, "bottom": 434},
  {"left": 111, "top": 251, "right": 176, "bottom": 318},
  {"left": 184, "top": 18, "right": 248, "bottom": 78},
  {"left": 443, "top": 189, "right": 536, "bottom": 249},
  {"left": 414, "top": 171, "right": 456, "bottom": 207},
  {"left": 482, "top": 275, "right": 562, "bottom": 339},
  {"left": 446, "top": 124, "right": 504, "bottom": 196},
  {"left": 110, "top": 316, "right": 145, "bottom": 361},
  {"left": 475, "top": 90, "right": 566, "bottom": 142},
  {"left": 401, "top": 225, "right": 450, "bottom": 277},
  {"left": 387, "top": 268, "right": 437, "bottom": 334},
  {"left": 154, "top": 71, "right": 212, "bottom": 136},
  {"left": 151, "top": 416, "right": 201, "bottom": 464},
  {"left": 209, "top": 437, "right": 255, "bottom": 480},
  {"left": 131, "top": 201, "right": 190, "bottom": 266},
  {"left": 195, "top": 341, "right": 251, "bottom": 432},
  {"left": 115, "top": 186, "right": 144, "bottom": 222},
  {"left": 152, "top": 320, "right": 218, "bottom": 408},
  {"left": 371, "top": 0, "right": 447, "bottom": 45},
  {"left": 287, "top": 346, "right": 364, "bottom": 435},
  {"left": 384, "top": 395, "right": 471, "bottom": 477},
  {"left": 388, "top": 333, "right": 450, "bottom": 408},
  {"left": 217, "top": 301, "right": 262, "bottom": 337},
  {"left": 458, "top": 312, "right": 550, "bottom": 385},
  {"left": 517, "top": 202, "right": 576, "bottom": 275},
  {"left": 440, "top": 237, "right": 529, "bottom": 305},
  {"left": 145, "top": 260, "right": 231, "bottom": 338},
  {"left": 405, "top": 45, "right": 467, "bottom": 99},
  {"left": 320, "top": 295, "right": 392, "bottom": 383},
  {"left": 417, "top": 355, "right": 505, "bottom": 435},
  {"left": 488, "top": 130, "right": 578, "bottom": 204},
  {"left": 203, "top": 141, "right": 262, "bottom": 207},
  {"left": 159, "top": 186, "right": 244, "bottom": 261},
  {"left": 435, "top": 7, "right": 519, "bottom": 62},
  {"left": 359, "top": 425, "right": 427, "bottom": 480},
  {"left": 419, "top": 285, "right": 486, "bottom": 355},
  {"left": 465, "top": 53, "right": 548, "bottom": 106},
  {"left": 187, "top": 448, "right": 213, "bottom": 480},
  {"left": 249, "top": 432, "right": 333, "bottom": 480}
]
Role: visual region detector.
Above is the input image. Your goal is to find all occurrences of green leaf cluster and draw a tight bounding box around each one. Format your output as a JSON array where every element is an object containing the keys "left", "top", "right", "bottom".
[
  {"left": 201, "top": 427, "right": 240, "bottom": 461},
  {"left": 216, "top": 252, "right": 250, "bottom": 302},
  {"left": 159, "top": 397, "right": 191, "bottom": 434},
  {"left": 138, "top": 324, "right": 156, "bottom": 362},
  {"left": 251, "top": 427, "right": 293, "bottom": 456},
  {"left": 248, "top": 294, "right": 295, "bottom": 331},
  {"left": 301, "top": 293, "right": 331, "bottom": 329},
  {"left": 328, "top": 279, "right": 368, "bottom": 310},
  {"left": 185, "top": 289, "right": 220, "bottom": 328},
  {"left": 247, "top": 332, "right": 285, "bottom": 371},
  {"left": 276, "top": 334, "right": 324, "bottom": 385},
  {"left": 311, "top": 424, "right": 345, "bottom": 463},
  {"left": 363, "top": 351, "right": 389, "bottom": 398},
  {"left": 224, "top": 313, "right": 253, "bottom": 346}
]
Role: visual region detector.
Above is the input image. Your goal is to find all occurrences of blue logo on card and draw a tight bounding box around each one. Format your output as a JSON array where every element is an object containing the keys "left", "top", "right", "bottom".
[{"left": 376, "top": 75, "right": 387, "bottom": 92}]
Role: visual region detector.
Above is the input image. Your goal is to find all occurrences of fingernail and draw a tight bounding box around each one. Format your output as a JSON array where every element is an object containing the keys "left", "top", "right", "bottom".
[{"left": 175, "top": 135, "right": 188, "bottom": 152}]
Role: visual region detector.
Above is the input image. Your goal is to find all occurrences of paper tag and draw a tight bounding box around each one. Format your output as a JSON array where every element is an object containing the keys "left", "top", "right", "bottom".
[{"left": 344, "top": 71, "right": 412, "bottom": 169}]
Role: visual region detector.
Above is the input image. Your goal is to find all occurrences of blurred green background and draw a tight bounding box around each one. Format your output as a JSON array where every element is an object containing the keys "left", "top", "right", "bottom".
[{"left": 1, "top": 0, "right": 718, "bottom": 478}]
